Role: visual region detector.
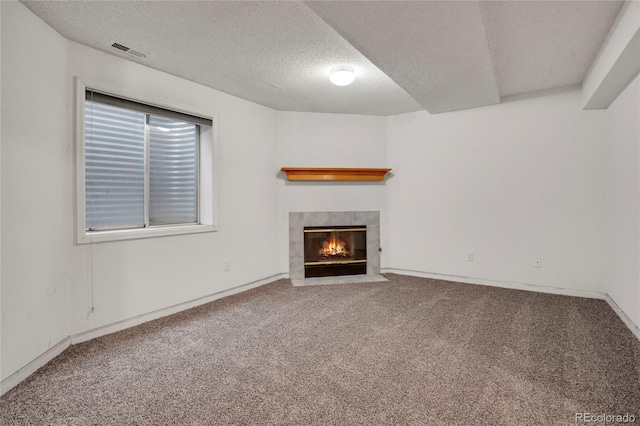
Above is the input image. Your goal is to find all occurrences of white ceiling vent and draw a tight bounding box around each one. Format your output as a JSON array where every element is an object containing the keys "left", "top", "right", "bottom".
[{"left": 109, "top": 41, "right": 148, "bottom": 59}]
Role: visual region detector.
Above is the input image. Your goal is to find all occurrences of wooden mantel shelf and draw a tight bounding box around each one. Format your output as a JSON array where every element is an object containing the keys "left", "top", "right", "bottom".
[{"left": 281, "top": 167, "right": 391, "bottom": 181}]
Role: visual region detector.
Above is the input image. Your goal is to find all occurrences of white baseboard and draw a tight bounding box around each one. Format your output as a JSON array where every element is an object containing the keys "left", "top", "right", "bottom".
[
  {"left": 1, "top": 336, "right": 71, "bottom": 396},
  {"left": 604, "top": 294, "right": 640, "bottom": 341},
  {"left": 1, "top": 273, "right": 286, "bottom": 397},
  {"left": 383, "top": 268, "right": 640, "bottom": 340},
  {"left": 382, "top": 268, "right": 605, "bottom": 299},
  {"left": 71, "top": 273, "right": 286, "bottom": 344}
]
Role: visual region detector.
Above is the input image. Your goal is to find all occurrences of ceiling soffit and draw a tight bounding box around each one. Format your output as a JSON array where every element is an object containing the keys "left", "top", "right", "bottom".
[
  {"left": 477, "top": 0, "right": 625, "bottom": 97},
  {"left": 305, "top": 1, "right": 501, "bottom": 114}
]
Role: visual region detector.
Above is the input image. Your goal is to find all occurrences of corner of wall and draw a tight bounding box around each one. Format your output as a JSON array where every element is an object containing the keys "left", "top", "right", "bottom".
[
  {"left": 1, "top": 0, "right": 72, "bottom": 384},
  {"left": 582, "top": 0, "right": 640, "bottom": 109}
]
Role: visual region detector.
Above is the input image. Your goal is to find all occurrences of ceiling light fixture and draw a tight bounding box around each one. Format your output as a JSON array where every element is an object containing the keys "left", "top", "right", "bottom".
[{"left": 330, "top": 66, "right": 355, "bottom": 86}]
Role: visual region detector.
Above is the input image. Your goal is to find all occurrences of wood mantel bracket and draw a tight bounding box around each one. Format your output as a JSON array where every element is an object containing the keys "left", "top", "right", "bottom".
[{"left": 280, "top": 167, "right": 391, "bottom": 181}]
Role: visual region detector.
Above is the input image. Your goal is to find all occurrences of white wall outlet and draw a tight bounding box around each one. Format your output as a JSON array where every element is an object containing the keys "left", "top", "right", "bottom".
[
  {"left": 467, "top": 252, "right": 474, "bottom": 262},
  {"left": 535, "top": 258, "right": 542, "bottom": 268},
  {"left": 224, "top": 260, "right": 231, "bottom": 272}
]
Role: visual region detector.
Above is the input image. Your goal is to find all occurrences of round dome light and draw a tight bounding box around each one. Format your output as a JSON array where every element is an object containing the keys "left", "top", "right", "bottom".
[{"left": 330, "top": 66, "right": 355, "bottom": 86}]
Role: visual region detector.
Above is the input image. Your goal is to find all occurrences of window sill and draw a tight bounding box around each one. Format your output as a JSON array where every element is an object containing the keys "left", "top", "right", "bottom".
[{"left": 77, "top": 224, "right": 217, "bottom": 244}]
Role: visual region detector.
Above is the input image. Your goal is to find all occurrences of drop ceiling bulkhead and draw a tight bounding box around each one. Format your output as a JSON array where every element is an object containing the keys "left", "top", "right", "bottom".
[{"left": 21, "top": 0, "right": 625, "bottom": 115}]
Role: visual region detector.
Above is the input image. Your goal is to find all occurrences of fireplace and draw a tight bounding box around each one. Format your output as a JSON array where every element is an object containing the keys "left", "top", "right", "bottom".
[
  {"left": 304, "top": 226, "right": 367, "bottom": 277},
  {"left": 288, "top": 211, "right": 381, "bottom": 283},
  {"left": 289, "top": 211, "right": 381, "bottom": 285}
]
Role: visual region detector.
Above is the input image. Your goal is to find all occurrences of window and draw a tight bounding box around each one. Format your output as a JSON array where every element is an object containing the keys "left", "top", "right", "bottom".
[{"left": 76, "top": 80, "right": 216, "bottom": 243}]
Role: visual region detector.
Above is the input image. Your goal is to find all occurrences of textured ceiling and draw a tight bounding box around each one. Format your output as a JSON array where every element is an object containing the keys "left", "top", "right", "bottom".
[
  {"left": 20, "top": 1, "right": 422, "bottom": 116},
  {"left": 21, "top": 0, "right": 624, "bottom": 115},
  {"left": 478, "top": 0, "right": 625, "bottom": 97},
  {"left": 306, "top": 1, "right": 501, "bottom": 114}
]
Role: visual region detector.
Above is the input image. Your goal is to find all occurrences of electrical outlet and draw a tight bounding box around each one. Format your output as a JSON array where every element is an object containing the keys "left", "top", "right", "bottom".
[
  {"left": 467, "top": 252, "right": 474, "bottom": 262},
  {"left": 224, "top": 260, "right": 231, "bottom": 272},
  {"left": 535, "top": 258, "right": 542, "bottom": 268}
]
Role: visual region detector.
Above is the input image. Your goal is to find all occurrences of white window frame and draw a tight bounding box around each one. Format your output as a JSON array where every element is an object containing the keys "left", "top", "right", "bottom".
[{"left": 75, "top": 77, "right": 218, "bottom": 244}]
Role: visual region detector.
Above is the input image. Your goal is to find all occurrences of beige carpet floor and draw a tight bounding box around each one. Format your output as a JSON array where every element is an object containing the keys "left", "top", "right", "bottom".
[{"left": 1, "top": 274, "right": 639, "bottom": 425}]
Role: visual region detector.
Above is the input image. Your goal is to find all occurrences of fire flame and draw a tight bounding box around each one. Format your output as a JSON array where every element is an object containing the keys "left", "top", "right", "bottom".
[{"left": 319, "top": 236, "right": 350, "bottom": 258}]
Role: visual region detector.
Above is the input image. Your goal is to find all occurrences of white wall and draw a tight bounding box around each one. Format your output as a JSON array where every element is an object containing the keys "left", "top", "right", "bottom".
[
  {"left": 0, "top": 0, "right": 3, "bottom": 377},
  {"left": 386, "top": 89, "right": 606, "bottom": 292},
  {"left": 275, "top": 112, "right": 388, "bottom": 272},
  {"left": 1, "top": 1, "right": 71, "bottom": 381},
  {"left": 68, "top": 42, "right": 281, "bottom": 335},
  {"left": 605, "top": 73, "right": 640, "bottom": 328},
  {"left": 1, "top": 1, "right": 282, "bottom": 386}
]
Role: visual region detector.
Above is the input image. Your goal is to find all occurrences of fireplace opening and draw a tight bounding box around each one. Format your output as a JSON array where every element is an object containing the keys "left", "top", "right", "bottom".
[{"left": 304, "top": 226, "right": 367, "bottom": 278}]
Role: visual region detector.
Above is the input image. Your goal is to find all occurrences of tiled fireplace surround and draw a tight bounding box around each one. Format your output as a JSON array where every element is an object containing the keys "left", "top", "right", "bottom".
[{"left": 288, "top": 211, "right": 382, "bottom": 284}]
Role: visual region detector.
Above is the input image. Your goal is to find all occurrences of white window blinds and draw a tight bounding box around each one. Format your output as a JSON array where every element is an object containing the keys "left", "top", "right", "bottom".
[
  {"left": 85, "top": 90, "right": 208, "bottom": 231},
  {"left": 85, "top": 101, "right": 146, "bottom": 230},
  {"left": 149, "top": 116, "right": 198, "bottom": 225}
]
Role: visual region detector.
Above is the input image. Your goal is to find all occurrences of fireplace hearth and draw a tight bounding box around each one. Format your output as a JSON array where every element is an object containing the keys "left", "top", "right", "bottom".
[{"left": 304, "top": 226, "right": 367, "bottom": 278}]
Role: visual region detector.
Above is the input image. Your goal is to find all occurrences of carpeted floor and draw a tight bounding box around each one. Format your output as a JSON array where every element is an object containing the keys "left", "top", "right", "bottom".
[{"left": 1, "top": 274, "right": 639, "bottom": 425}]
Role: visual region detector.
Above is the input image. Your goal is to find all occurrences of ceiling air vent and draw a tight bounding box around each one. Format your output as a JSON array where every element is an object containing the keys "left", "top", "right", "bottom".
[
  {"left": 110, "top": 42, "right": 130, "bottom": 52},
  {"left": 109, "top": 41, "right": 148, "bottom": 59}
]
